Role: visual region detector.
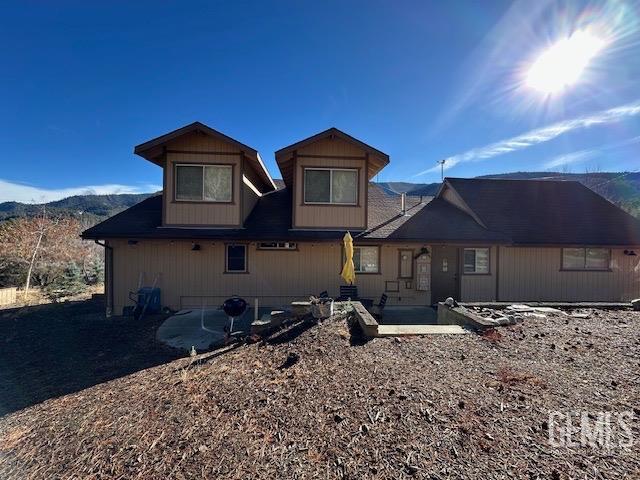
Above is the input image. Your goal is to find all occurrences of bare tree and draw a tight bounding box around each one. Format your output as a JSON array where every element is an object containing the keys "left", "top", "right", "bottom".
[{"left": 0, "top": 213, "right": 99, "bottom": 294}]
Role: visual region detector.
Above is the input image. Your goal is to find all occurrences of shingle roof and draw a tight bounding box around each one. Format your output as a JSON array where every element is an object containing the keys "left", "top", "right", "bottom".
[
  {"left": 446, "top": 178, "right": 640, "bottom": 246},
  {"left": 81, "top": 183, "right": 492, "bottom": 243},
  {"left": 82, "top": 179, "right": 640, "bottom": 246}
]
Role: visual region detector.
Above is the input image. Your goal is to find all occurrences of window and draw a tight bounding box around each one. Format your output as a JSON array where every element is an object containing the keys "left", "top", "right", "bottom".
[
  {"left": 463, "top": 248, "right": 490, "bottom": 274},
  {"left": 175, "top": 164, "right": 232, "bottom": 202},
  {"left": 303, "top": 168, "right": 357, "bottom": 204},
  {"left": 257, "top": 242, "right": 297, "bottom": 250},
  {"left": 226, "top": 244, "right": 247, "bottom": 272},
  {"left": 562, "top": 248, "right": 610, "bottom": 270},
  {"left": 346, "top": 246, "right": 379, "bottom": 273}
]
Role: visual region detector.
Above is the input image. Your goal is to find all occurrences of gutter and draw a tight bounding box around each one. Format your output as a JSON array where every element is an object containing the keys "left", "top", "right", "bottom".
[{"left": 94, "top": 240, "right": 114, "bottom": 317}]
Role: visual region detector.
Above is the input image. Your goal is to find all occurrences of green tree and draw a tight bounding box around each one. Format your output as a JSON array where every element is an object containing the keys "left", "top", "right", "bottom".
[{"left": 43, "top": 262, "right": 86, "bottom": 302}]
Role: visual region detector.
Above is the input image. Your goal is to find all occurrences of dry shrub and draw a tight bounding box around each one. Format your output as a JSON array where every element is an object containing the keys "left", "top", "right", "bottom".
[{"left": 480, "top": 328, "right": 502, "bottom": 343}]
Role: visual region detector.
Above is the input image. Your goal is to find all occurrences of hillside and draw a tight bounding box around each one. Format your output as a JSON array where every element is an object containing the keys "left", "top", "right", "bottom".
[
  {"left": 0, "top": 193, "right": 154, "bottom": 223},
  {"left": 0, "top": 171, "right": 638, "bottom": 221}
]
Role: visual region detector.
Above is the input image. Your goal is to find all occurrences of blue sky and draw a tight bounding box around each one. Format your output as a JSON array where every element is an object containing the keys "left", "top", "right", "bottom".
[{"left": 1, "top": 0, "right": 639, "bottom": 202}]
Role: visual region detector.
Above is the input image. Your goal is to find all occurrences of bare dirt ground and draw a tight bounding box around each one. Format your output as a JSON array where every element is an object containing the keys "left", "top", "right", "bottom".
[
  {"left": 0, "top": 294, "right": 180, "bottom": 416},
  {"left": 0, "top": 304, "right": 639, "bottom": 479}
]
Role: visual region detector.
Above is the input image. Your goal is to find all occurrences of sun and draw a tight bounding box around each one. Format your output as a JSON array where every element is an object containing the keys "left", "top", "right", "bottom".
[{"left": 526, "top": 29, "right": 606, "bottom": 94}]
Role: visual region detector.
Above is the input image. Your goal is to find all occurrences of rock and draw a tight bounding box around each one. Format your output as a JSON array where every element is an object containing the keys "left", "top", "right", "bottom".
[
  {"left": 278, "top": 352, "right": 299, "bottom": 369},
  {"left": 631, "top": 298, "right": 640, "bottom": 311},
  {"left": 493, "top": 316, "right": 517, "bottom": 326},
  {"left": 444, "top": 297, "right": 457, "bottom": 307},
  {"left": 291, "top": 301, "right": 311, "bottom": 318}
]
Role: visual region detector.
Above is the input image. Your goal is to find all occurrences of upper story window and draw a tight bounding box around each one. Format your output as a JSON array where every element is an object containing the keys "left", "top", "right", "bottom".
[
  {"left": 175, "top": 164, "right": 232, "bottom": 202},
  {"left": 562, "top": 248, "right": 610, "bottom": 271},
  {"left": 303, "top": 168, "right": 357, "bottom": 205},
  {"left": 463, "top": 247, "right": 490, "bottom": 274}
]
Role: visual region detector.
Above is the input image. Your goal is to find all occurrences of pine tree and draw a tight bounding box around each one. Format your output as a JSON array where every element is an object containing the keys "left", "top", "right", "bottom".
[{"left": 43, "top": 262, "right": 86, "bottom": 302}]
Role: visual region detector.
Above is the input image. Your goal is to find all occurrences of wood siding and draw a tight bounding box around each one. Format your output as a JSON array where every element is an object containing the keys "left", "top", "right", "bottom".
[
  {"left": 293, "top": 137, "right": 367, "bottom": 229},
  {"left": 109, "top": 240, "right": 430, "bottom": 314},
  {"left": 498, "top": 247, "right": 640, "bottom": 301},
  {"left": 163, "top": 133, "right": 242, "bottom": 227},
  {"left": 459, "top": 246, "right": 498, "bottom": 301}
]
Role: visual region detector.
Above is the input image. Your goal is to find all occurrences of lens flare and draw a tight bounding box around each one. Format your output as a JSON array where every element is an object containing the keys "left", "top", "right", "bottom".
[{"left": 526, "top": 29, "right": 606, "bottom": 94}]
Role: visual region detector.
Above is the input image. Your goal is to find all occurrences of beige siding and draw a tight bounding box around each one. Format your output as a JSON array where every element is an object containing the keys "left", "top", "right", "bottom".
[
  {"left": 460, "top": 246, "right": 497, "bottom": 301},
  {"left": 498, "top": 247, "right": 640, "bottom": 302},
  {"left": 110, "top": 240, "right": 430, "bottom": 314},
  {"left": 241, "top": 179, "right": 259, "bottom": 222},
  {"left": 163, "top": 133, "right": 242, "bottom": 226},
  {"left": 293, "top": 138, "right": 367, "bottom": 229}
]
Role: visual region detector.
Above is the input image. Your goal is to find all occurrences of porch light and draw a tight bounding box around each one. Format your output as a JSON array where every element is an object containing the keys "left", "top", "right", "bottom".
[
  {"left": 623, "top": 250, "right": 637, "bottom": 256},
  {"left": 191, "top": 243, "right": 201, "bottom": 251}
]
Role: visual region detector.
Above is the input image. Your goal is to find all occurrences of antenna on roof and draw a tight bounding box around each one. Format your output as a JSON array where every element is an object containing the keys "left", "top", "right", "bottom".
[{"left": 437, "top": 159, "right": 447, "bottom": 182}]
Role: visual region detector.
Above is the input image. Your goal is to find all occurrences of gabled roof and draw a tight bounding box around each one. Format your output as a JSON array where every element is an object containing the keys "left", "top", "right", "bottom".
[
  {"left": 81, "top": 184, "right": 504, "bottom": 243},
  {"left": 81, "top": 178, "right": 640, "bottom": 247},
  {"left": 274, "top": 128, "right": 390, "bottom": 187},
  {"left": 444, "top": 177, "right": 640, "bottom": 246},
  {"left": 134, "top": 122, "right": 276, "bottom": 193}
]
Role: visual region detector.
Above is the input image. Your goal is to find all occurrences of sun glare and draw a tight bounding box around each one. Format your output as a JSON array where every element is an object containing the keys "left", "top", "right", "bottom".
[{"left": 526, "top": 29, "right": 606, "bottom": 94}]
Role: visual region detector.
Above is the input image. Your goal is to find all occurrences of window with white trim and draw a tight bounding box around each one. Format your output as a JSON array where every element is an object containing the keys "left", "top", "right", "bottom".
[
  {"left": 562, "top": 248, "right": 610, "bottom": 270},
  {"left": 226, "top": 244, "right": 247, "bottom": 272},
  {"left": 303, "top": 168, "right": 357, "bottom": 204},
  {"left": 463, "top": 248, "right": 490, "bottom": 274},
  {"left": 175, "top": 164, "right": 232, "bottom": 202}
]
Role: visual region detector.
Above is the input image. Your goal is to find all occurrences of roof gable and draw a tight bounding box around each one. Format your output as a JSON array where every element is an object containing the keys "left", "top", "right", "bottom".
[
  {"left": 275, "top": 127, "right": 390, "bottom": 187},
  {"left": 134, "top": 122, "right": 276, "bottom": 193},
  {"left": 443, "top": 178, "right": 640, "bottom": 246}
]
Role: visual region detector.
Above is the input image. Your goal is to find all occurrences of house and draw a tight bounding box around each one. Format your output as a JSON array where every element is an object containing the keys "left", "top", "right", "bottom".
[{"left": 82, "top": 122, "right": 640, "bottom": 315}]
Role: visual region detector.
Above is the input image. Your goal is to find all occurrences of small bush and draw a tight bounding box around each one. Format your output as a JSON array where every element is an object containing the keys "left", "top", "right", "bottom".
[
  {"left": 43, "top": 263, "right": 86, "bottom": 302},
  {"left": 83, "top": 260, "right": 104, "bottom": 285}
]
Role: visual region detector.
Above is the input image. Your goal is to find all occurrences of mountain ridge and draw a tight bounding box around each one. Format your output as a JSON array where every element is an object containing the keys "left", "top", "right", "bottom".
[{"left": 1, "top": 171, "right": 638, "bottom": 221}]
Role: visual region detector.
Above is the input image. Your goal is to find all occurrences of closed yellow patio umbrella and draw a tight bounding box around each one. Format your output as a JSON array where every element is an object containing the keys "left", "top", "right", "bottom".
[{"left": 340, "top": 231, "right": 356, "bottom": 285}]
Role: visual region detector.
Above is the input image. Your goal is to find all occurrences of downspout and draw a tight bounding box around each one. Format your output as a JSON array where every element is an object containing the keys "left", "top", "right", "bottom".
[{"left": 94, "top": 240, "right": 114, "bottom": 317}]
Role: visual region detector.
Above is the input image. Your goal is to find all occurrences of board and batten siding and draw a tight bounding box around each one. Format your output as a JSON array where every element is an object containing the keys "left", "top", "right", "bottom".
[
  {"left": 109, "top": 239, "right": 430, "bottom": 314},
  {"left": 498, "top": 247, "right": 640, "bottom": 302},
  {"left": 293, "top": 137, "right": 368, "bottom": 230},
  {"left": 459, "top": 246, "right": 498, "bottom": 301},
  {"left": 163, "top": 132, "right": 243, "bottom": 227}
]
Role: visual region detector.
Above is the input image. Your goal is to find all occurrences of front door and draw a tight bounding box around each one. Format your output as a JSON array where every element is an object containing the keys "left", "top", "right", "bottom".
[{"left": 431, "top": 246, "right": 459, "bottom": 304}]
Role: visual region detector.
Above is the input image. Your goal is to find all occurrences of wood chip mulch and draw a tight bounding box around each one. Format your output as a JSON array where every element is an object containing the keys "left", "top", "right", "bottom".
[{"left": 1, "top": 309, "right": 639, "bottom": 479}]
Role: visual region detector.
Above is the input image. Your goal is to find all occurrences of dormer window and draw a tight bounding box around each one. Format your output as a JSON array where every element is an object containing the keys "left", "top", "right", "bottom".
[
  {"left": 303, "top": 168, "right": 357, "bottom": 205},
  {"left": 175, "top": 164, "right": 232, "bottom": 202}
]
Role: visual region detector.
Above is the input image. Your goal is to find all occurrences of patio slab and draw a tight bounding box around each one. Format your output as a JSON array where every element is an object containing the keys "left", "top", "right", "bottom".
[
  {"left": 156, "top": 307, "right": 263, "bottom": 352},
  {"left": 377, "top": 324, "right": 467, "bottom": 335},
  {"left": 379, "top": 306, "right": 438, "bottom": 325}
]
